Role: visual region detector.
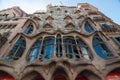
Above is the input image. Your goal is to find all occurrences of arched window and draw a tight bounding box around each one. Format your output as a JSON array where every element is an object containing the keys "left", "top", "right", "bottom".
[
  {"left": 76, "top": 37, "right": 92, "bottom": 60},
  {"left": 41, "top": 36, "right": 55, "bottom": 60},
  {"left": 28, "top": 38, "right": 42, "bottom": 62},
  {"left": 63, "top": 36, "right": 78, "bottom": 59},
  {"left": 5, "top": 36, "right": 26, "bottom": 61},
  {"left": 23, "top": 23, "right": 34, "bottom": 34},
  {"left": 84, "top": 22, "right": 94, "bottom": 33},
  {"left": 93, "top": 35, "right": 113, "bottom": 59},
  {"left": 56, "top": 34, "right": 62, "bottom": 57}
]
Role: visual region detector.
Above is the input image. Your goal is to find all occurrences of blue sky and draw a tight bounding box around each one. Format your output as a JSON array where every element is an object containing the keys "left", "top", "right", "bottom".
[{"left": 0, "top": 0, "right": 120, "bottom": 24}]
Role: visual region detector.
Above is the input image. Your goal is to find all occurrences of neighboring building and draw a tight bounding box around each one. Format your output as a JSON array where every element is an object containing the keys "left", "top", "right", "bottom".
[{"left": 0, "top": 3, "right": 120, "bottom": 80}]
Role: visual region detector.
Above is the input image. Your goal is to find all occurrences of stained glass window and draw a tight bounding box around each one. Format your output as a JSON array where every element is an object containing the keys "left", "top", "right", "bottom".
[
  {"left": 84, "top": 22, "right": 94, "bottom": 33},
  {"left": 76, "top": 37, "right": 92, "bottom": 60},
  {"left": 93, "top": 35, "right": 113, "bottom": 59},
  {"left": 28, "top": 38, "right": 42, "bottom": 62},
  {"left": 63, "top": 36, "right": 78, "bottom": 59},
  {"left": 56, "top": 34, "right": 62, "bottom": 57},
  {"left": 5, "top": 36, "right": 26, "bottom": 61},
  {"left": 41, "top": 37, "right": 55, "bottom": 60},
  {"left": 24, "top": 23, "right": 33, "bottom": 34}
]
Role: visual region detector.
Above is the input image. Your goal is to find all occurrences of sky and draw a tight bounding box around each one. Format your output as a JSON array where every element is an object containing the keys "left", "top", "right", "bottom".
[{"left": 0, "top": 0, "right": 120, "bottom": 25}]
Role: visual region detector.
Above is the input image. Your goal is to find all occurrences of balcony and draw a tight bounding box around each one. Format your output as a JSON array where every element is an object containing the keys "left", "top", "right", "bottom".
[
  {"left": 93, "top": 16, "right": 106, "bottom": 22},
  {"left": 100, "top": 24, "right": 117, "bottom": 32}
]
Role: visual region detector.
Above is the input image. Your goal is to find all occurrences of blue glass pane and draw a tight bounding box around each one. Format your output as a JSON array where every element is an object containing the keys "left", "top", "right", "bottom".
[
  {"left": 68, "top": 45, "right": 73, "bottom": 54},
  {"left": 44, "top": 38, "right": 54, "bottom": 45},
  {"left": 5, "top": 37, "right": 26, "bottom": 61},
  {"left": 93, "top": 35, "right": 113, "bottom": 59},
  {"left": 44, "top": 45, "right": 53, "bottom": 60},
  {"left": 24, "top": 27, "right": 29, "bottom": 34},
  {"left": 32, "top": 40, "right": 42, "bottom": 47},
  {"left": 5, "top": 56, "right": 12, "bottom": 61},
  {"left": 84, "top": 22, "right": 94, "bottom": 33},
  {"left": 94, "top": 45, "right": 107, "bottom": 59},
  {"left": 15, "top": 47, "right": 25, "bottom": 57},
  {"left": 23, "top": 24, "right": 33, "bottom": 34},
  {"left": 29, "top": 39, "right": 42, "bottom": 62},
  {"left": 30, "top": 48, "right": 39, "bottom": 62},
  {"left": 42, "top": 37, "right": 55, "bottom": 60}
]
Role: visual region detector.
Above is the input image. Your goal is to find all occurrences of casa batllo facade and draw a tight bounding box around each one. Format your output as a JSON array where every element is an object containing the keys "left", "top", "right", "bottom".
[{"left": 0, "top": 3, "right": 120, "bottom": 80}]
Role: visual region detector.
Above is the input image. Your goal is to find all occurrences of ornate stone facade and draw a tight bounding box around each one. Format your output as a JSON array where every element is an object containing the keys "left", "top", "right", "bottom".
[{"left": 0, "top": 3, "right": 120, "bottom": 80}]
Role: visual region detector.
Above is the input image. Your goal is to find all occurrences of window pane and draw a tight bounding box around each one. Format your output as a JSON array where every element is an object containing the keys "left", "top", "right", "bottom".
[
  {"left": 56, "top": 35, "right": 62, "bottom": 57},
  {"left": 29, "top": 39, "right": 42, "bottom": 62},
  {"left": 76, "top": 37, "right": 91, "bottom": 60},
  {"left": 84, "top": 22, "right": 94, "bottom": 33},
  {"left": 5, "top": 37, "right": 26, "bottom": 61},
  {"left": 29, "top": 48, "right": 39, "bottom": 62},
  {"left": 41, "top": 37, "right": 55, "bottom": 60},
  {"left": 81, "top": 47, "right": 90, "bottom": 60},
  {"left": 112, "top": 37, "right": 120, "bottom": 47},
  {"left": 63, "top": 37, "right": 78, "bottom": 59},
  {"left": 24, "top": 23, "right": 33, "bottom": 34},
  {"left": 93, "top": 35, "right": 113, "bottom": 59}
]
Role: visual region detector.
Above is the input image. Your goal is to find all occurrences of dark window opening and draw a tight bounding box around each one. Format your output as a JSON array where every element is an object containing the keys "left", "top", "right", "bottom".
[
  {"left": 24, "top": 23, "right": 34, "bottom": 34},
  {"left": 29, "top": 38, "right": 42, "bottom": 62},
  {"left": 93, "top": 35, "right": 113, "bottom": 59},
  {"left": 56, "top": 34, "right": 62, "bottom": 57},
  {"left": 84, "top": 22, "right": 94, "bottom": 33},
  {"left": 63, "top": 36, "right": 78, "bottom": 59},
  {"left": 5, "top": 37, "right": 26, "bottom": 61},
  {"left": 76, "top": 37, "right": 92, "bottom": 60},
  {"left": 41, "top": 37, "right": 55, "bottom": 60},
  {"left": 111, "top": 37, "right": 120, "bottom": 47}
]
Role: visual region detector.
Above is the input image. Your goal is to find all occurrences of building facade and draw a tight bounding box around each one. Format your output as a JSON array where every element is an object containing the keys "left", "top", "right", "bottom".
[{"left": 0, "top": 3, "right": 120, "bottom": 80}]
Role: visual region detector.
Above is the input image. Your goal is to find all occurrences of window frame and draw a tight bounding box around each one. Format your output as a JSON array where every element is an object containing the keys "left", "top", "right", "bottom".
[
  {"left": 93, "top": 35, "right": 113, "bottom": 59},
  {"left": 56, "top": 34, "right": 62, "bottom": 57},
  {"left": 76, "top": 37, "right": 92, "bottom": 60},
  {"left": 63, "top": 36, "right": 78, "bottom": 59},
  {"left": 5, "top": 36, "right": 26, "bottom": 61},
  {"left": 28, "top": 38, "right": 42, "bottom": 62},
  {"left": 41, "top": 36, "right": 55, "bottom": 61},
  {"left": 23, "top": 23, "right": 34, "bottom": 34},
  {"left": 111, "top": 37, "right": 120, "bottom": 47},
  {"left": 84, "top": 21, "right": 94, "bottom": 33}
]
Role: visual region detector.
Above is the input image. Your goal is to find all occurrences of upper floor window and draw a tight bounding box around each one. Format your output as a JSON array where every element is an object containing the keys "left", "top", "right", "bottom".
[
  {"left": 100, "top": 24, "right": 117, "bottom": 32},
  {"left": 0, "top": 34, "right": 8, "bottom": 49},
  {"left": 111, "top": 37, "right": 120, "bottom": 47},
  {"left": 5, "top": 36, "right": 26, "bottom": 61},
  {"left": 63, "top": 36, "right": 78, "bottom": 59},
  {"left": 28, "top": 38, "right": 42, "bottom": 62},
  {"left": 84, "top": 22, "right": 94, "bottom": 33},
  {"left": 93, "top": 35, "right": 113, "bottom": 59},
  {"left": 76, "top": 37, "right": 92, "bottom": 60},
  {"left": 41, "top": 37, "right": 55, "bottom": 60},
  {"left": 56, "top": 34, "right": 62, "bottom": 57},
  {"left": 23, "top": 23, "right": 33, "bottom": 34}
]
